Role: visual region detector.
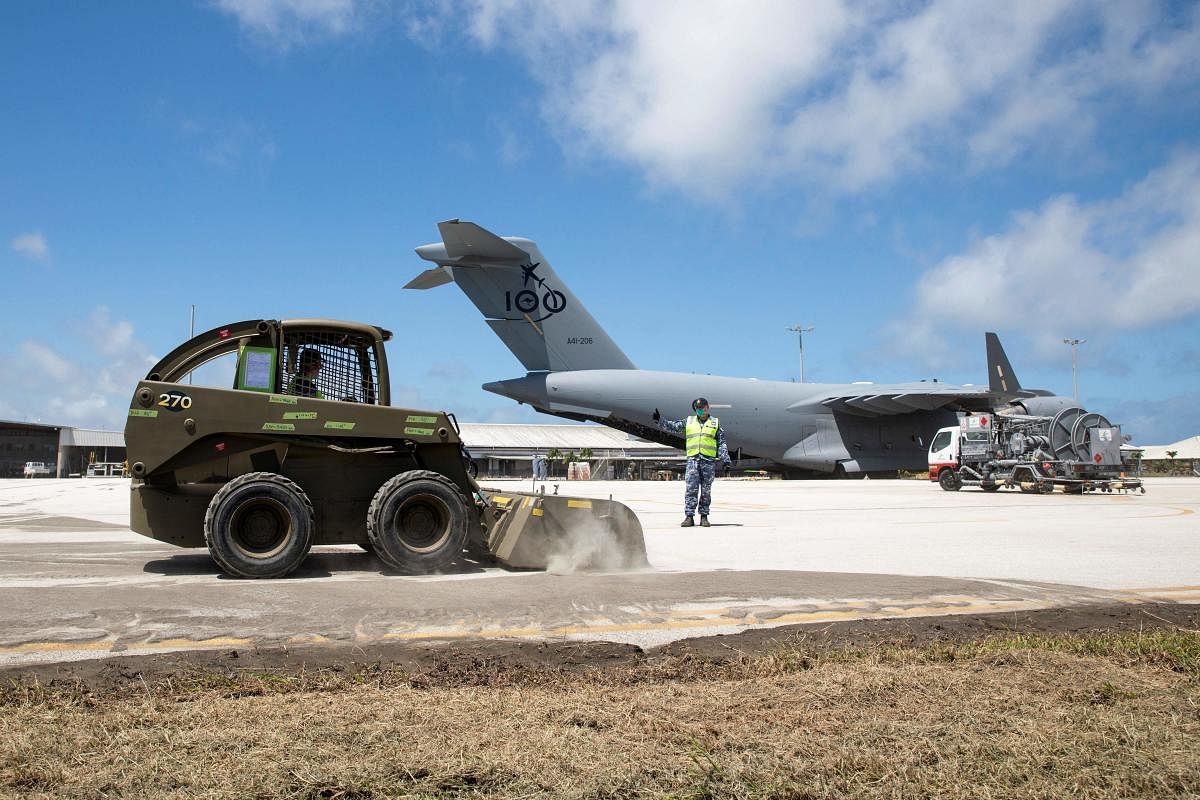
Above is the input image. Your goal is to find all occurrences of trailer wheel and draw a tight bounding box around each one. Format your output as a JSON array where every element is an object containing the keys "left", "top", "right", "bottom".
[
  {"left": 204, "top": 472, "right": 315, "bottom": 578},
  {"left": 367, "top": 470, "right": 470, "bottom": 574},
  {"left": 938, "top": 468, "right": 962, "bottom": 491}
]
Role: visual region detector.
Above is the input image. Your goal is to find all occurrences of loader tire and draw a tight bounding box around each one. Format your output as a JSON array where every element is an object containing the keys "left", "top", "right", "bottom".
[
  {"left": 204, "top": 472, "right": 315, "bottom": 578},
  {"left": 938, "top": 468, "right": 962, "bottom": 491},
  {"left": 367, "top": 470, "right": 470, "bottom": 574}
]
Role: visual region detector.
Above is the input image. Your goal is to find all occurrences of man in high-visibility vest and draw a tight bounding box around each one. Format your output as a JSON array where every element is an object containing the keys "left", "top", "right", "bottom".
[{"left": 653, "top": 397, "right": 732, "bottom": 527}]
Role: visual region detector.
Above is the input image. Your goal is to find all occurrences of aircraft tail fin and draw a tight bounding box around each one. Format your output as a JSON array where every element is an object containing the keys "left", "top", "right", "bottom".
[
  {"left": 985, "top": 332, "right": 1022, "bottom": 395},
  {"left": 408, "top": 220, "right": 635, "bottom": 372}
]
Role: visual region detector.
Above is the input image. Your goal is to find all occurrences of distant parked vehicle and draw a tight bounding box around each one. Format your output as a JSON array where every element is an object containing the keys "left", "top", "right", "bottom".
[{"left": 23, "top": 462, "right": 53, "bottom": 478}]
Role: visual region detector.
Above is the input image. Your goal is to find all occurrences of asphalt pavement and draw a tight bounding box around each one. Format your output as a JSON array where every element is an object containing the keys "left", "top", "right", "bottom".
[{"left": 0, "top": 476, "right": 1195, "bottom": 667}]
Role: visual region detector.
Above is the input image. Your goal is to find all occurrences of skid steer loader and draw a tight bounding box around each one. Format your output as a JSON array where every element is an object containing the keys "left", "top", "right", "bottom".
[{"left": 124, "top": 318, "right": 648, "bottom": 578}]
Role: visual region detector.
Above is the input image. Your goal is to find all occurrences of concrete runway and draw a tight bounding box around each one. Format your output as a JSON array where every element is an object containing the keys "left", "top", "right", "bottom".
[{"left": 0, "top": 476, "right": 1196, "bottom": 668}]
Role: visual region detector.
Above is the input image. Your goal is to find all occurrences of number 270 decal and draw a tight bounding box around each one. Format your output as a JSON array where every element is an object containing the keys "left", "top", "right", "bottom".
[{"left": 158, "top": 391, "right": 193, "bottom": 411}]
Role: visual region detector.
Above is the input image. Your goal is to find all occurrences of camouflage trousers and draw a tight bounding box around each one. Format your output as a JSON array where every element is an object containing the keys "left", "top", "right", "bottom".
[{"left": 683, "top": 456, "right": 716, "bottom": 516}]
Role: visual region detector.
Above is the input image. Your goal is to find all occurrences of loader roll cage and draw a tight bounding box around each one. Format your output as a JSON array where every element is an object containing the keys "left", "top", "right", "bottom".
[{"left": 144, "top": 319, "right": 392, "bottom": 407}]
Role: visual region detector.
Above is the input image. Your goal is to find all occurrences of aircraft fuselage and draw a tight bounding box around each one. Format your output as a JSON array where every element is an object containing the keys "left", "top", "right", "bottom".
[{"left": 484, "top": 370, "right": 965, "bottom": 473}]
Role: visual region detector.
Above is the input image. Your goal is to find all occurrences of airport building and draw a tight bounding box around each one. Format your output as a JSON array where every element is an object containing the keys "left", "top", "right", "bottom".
[
  {"left": 458, "top": 423, "right": 682, "bottom": 479},
  {"left": 0, "top": 419, "right": 681, "bottom": 479},
  {"left": 0, "top": 420, "right": 128, "bottom": 478}
]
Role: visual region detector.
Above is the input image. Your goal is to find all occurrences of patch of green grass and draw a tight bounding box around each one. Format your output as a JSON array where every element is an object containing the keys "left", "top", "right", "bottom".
[
  {"left": 748, "top": 629, "right": 1200, "bottom": 678},
  {"left": 963, "top": 630, "right": 1200, "bottom": 674}
]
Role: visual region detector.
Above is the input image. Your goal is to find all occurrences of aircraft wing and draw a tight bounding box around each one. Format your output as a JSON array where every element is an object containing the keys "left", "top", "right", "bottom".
[{"left": 812, "top": 386, "right": 996, "bottom": 418}]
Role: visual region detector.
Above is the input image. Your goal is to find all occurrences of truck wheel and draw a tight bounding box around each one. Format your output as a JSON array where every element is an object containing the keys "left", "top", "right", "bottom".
[
  {"left": 938, "top": 468, "right": 962, "bottom": 491},
  {"left": 367, "top": 470, "right": 470, "bottom": 574},
  {"left": 204, "top": 472, "right": 315, "bottom": 578}
]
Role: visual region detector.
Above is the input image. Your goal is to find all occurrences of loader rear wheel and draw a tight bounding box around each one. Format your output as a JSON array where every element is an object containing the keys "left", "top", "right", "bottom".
[
  {"left": 367, "top": 470, "right": 470, "bottom": 574},
  {"left": 204, "top": 472, "right": 314, "bottom": 578},
  {"left": 938, "top": 468, "right": 962, "bottom": 491}
]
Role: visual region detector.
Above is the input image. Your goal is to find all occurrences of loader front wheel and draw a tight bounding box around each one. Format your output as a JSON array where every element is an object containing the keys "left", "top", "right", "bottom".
[
  {"left": 204, "top": 472, "right": 315, "bottom": 578},
  {"left": 368, "top": 471, "right": 470, "bottom": 574}
]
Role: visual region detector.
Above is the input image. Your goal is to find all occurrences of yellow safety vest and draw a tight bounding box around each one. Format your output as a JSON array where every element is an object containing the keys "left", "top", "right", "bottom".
[{"left": 685, "top": 416, "right": 720, "bottom": 458}]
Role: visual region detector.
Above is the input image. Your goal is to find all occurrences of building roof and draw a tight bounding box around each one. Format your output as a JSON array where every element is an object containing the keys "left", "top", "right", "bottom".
[
  {"left": 1133, "top": 435, "right": 1200, "bottom": 460},
  {"left": 458, "top": 423, "right": 677, "bottom": 455},
  {"left": 58, "top": 428, "right": 126, "bottom": 448},
  {"left": 9, "top": 419, "right": 677, "bottom": 458},
  {"left": 0, "top": 420, "right": 62, "bottom": 433}
]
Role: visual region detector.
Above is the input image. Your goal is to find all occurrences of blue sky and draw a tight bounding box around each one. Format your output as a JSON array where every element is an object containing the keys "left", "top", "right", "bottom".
[{"left": 2, "top": 0, "right": 1198, "bottom": 445}]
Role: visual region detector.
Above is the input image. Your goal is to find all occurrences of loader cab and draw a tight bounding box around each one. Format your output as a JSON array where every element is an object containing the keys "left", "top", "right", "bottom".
[
  {"left": 272, "top": 321, "right": 390, "bottom": 405},
  {"left": 144, "top": 318, "right": 392, "bottom": 406}
]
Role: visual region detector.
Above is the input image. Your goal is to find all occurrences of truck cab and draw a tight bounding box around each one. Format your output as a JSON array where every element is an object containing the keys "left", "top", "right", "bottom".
[{"left": 928, "top": 416, "right": 992, "bottom": 484}]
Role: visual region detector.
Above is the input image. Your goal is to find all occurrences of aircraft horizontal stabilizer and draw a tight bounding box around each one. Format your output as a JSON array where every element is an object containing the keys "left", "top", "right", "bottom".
[
  {"left": 439, "top": 219, "right": 530, "bottom": 262},
  {"left": 404, "top": 266, "right": 454, "bottom": 290}
]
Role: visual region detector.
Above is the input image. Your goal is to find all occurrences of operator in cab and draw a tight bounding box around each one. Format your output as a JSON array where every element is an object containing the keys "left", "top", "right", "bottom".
[
  {"left": 653, "top": 397, "right": 732, "bottom": 527},
  {"left": 288, "top": 348, "right": 324, "bottom": 398}
]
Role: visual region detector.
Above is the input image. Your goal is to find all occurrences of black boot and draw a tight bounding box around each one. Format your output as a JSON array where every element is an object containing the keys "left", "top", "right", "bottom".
[
  {"left": 700, "top": 515, "right": 710, "bottom": 527},
  {"left": 680, "top": 516, "right": 694, "bottom": 527}
]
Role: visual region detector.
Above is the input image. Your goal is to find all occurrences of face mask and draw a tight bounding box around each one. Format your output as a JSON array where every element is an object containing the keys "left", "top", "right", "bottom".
[{"left": 695, "top": 408, "right": 708, "bottom": 418}]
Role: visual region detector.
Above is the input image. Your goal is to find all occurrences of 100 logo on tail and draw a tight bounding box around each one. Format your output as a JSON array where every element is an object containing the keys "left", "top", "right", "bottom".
[{"left": 502, "top": 262, "right": 568, "bottom": 323}]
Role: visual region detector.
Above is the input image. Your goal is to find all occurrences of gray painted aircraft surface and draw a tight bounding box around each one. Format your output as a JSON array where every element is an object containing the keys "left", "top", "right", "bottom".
[{"left": 407, "top": 220, "right": 1074, "bottom": 474}]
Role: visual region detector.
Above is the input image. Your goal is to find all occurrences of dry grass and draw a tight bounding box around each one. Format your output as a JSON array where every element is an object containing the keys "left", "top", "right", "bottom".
[{"left": 2, "top": 631, "right": 1199, "bottom": 799}]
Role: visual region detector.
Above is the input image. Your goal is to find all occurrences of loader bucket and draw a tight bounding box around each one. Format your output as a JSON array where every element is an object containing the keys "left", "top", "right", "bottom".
[{"left": 480, "top": 490, "right": 649, "bottom": 571}]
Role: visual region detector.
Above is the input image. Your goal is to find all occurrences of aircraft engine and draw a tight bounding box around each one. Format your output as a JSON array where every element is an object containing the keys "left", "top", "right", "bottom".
[{"left": 1009, "top": 395, "right": 1077, "bottom": 417}]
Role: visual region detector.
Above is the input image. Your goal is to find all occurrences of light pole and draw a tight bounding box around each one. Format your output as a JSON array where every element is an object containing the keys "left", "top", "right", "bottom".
[
  {"left": 1063, "top": 337, "right": 1085, "bottom": 402},
  {"left": 188, "top": 305, "right": 196, "bottom": 384},
  {"left": 786, "top": 324, "right": 815, "bottom": 382}
]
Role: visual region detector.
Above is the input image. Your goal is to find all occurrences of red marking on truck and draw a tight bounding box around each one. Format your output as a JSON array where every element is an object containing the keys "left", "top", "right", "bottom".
[{"left": 928, "top": 462, "right": 957, "bottom": 480}]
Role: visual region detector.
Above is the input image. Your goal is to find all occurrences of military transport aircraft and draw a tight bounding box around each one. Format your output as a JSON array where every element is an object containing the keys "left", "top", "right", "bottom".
[{"left": 406, "top": 220, "right": 1074, "bottom": 475}]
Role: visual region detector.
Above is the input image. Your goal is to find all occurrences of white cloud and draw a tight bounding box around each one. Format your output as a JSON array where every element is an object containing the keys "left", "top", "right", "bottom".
[
  {"left": 0, "top": 308, "right": 158, "bottom": 429},
  {"left": 20, "top": 342, "right": 73, "bottom": 381},
  {"left": 206, "top": 1, "right": 1197, "bottom": 195},
  {"left": 214, "top": 0, "right": 360, "bottom": 47},
  {"left": 11, "top": 231, "right": 49, "bottom": 262},
  {"left": 455, "top": 0, "right": 1199, "bottom": 196},
  {"left": 887, "top": 150, "right": 1200, "bottom": 365}
]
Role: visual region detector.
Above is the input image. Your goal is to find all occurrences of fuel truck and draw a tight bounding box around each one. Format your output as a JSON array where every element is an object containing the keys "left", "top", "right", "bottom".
[
  {"left": 124, "top": 318, "right": 648, "bottom": 578},
  {"left": 928, "top": 406, "right": 1144, "bottom": 494}
]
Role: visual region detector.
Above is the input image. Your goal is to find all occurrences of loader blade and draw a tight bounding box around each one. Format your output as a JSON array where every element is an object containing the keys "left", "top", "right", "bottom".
[{"left": 480, "top": 491, "right": 649, "bottom": 571}]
